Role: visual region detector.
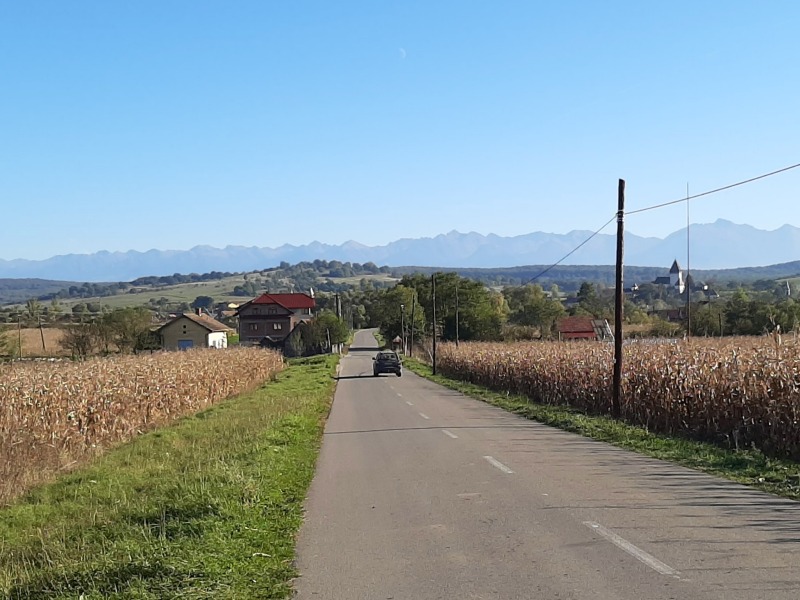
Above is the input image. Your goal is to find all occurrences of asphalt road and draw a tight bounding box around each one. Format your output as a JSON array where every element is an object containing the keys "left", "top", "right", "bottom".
[{"left": 293, "top": 330, "right": 800, "bottom": 599}]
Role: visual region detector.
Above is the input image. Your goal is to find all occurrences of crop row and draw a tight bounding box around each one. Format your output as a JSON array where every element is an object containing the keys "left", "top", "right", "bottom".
[
  {"left": 437, "top": 338, "right": 800, "bottom": 459},
  {"left": 0, "top": 347, "right": 284, "bottom": 503}
]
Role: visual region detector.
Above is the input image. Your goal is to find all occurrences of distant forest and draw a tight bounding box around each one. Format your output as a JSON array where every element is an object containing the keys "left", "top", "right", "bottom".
[{"left": 2, "top": 258, "right": 800, "bottom": 306}]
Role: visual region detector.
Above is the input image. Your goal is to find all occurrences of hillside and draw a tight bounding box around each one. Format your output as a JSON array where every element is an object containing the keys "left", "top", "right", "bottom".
[{"left": 2, "top": 258, "right": 800, "bottom": 308}]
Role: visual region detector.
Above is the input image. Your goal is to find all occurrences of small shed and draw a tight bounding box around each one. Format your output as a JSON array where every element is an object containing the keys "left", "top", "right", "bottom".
[
  {"left": 391, "top": 335, "right": 403, "bottom": 352},
  {"left": 158, "top": 311, "right": 233, "bottom": 350}
]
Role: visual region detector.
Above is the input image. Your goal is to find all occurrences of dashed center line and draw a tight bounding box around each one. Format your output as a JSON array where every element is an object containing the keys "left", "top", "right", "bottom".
[
  {"left": 418, "top": 412, "right": 430, "bottom": 420},
  {"left": 483, "top": 456, "right": 514, "bottom": 474},
  {"left": 397, "top": 393, "right": 402, "bottom": 397},
  {"left": 405, "top": 400, "right": 414, "bottom": 406},
  {"left": 442, "top": 429, "right": 458, "bottom": 439},
  {"left": 583, "top": 522, "right": 680, "bottom": 579}
]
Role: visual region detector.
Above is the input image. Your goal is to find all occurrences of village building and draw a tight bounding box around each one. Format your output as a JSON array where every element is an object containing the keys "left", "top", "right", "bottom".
[
  {"left": 236, "top": 292, "right": 315, "bottom": 348},
  {"left": 557, "top": 316, "right": 613, "bottom": 341},
  {"left": 157, "top": 311, "right": 233, "bottom": 350},
  {"left": 653, "top": 259, "right": 685, "bottom": 294}
]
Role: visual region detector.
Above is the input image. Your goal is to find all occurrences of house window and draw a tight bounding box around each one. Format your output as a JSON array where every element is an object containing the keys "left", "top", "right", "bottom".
[
  {"left": 273, "top": 323, "right": 282, "bottom": 330},
  {"left": 249, "top": 324, "right": 259, "bottom": 331},
  {"left": 267, "top": 307, "right": 277, "bottom": 314}
]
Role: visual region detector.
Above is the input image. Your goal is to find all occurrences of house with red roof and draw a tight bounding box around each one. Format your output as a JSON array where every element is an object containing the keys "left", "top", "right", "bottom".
[
  {"left": 557, "top": 316, "right": 613, "bottom": 341},
  {"left": 236, "top": 293, "right": 316, "bottom": 347}
]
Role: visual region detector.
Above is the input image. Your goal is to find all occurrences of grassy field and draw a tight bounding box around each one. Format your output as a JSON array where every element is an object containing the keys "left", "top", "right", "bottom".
[
  {"left": 404, "top": 357, "right": 800, "bottom": 502},
  {"left": 67, "top": 277, "right": 253, "bottom": 309},
  {"left": 0, "top": 354, "right": 337, "bottom": 599},
  {"left": 18, "top": 273, "right": 400, "bottom": 312}
]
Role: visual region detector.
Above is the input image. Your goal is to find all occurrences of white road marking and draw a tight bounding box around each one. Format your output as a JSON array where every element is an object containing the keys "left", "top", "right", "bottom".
[
  {"left": 405, "top": 400, "right": 414, "bottom": 406},
  {"left": 583, "top": 522, "right": 680, "bottom": 578},
  {"left": 418, "top": 412, "right": 430, "bottom": 420},
  {"left": 397, "top": 393, "right": 402, "bottom": 397},
  {"left": 442, "top": 429, "right": 458, "bottom": 439},
  {"left": 483, "top": 456, "right": 514, "bottom": 474}
]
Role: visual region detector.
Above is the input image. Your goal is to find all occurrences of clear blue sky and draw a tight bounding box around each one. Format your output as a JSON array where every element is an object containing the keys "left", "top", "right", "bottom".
[{"left": 2, "top": 1, "right": 799, "bottom": 261}]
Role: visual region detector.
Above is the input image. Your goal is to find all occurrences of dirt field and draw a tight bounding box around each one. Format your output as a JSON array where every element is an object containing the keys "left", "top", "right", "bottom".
[{"left": 4, "top": 327, "right": 69, "bottom": 357}]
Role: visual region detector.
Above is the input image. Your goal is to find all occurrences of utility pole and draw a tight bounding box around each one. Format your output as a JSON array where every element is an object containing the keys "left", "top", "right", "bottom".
[
  {"left": 409, "top": 296, "right": 416, "bottom": 358},
  {"left": 455, "top": 282, "right": 459, "bottom": 347},
  {"left": 400, "top": 303, "right": 406, "bottom": 355},
  {"left": 18, "top": 316, "right": 22, "bottom": 359},
  {"left": 612, "top": 179, "right": 625, "bottom": 419},
  {"left": 39, "top": 315, "right": 46, "bottom": 353},
  {"left": 432, "top": 273, "right": 437, "bottom": 375},
  {"left": 686, "top": 183, "right": 691, "bottom": 339}
]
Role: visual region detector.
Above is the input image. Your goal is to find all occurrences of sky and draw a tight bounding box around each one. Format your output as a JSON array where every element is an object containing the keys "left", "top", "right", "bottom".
[{"left": 2, "top": 1, "right": 799, "bottom": 261}]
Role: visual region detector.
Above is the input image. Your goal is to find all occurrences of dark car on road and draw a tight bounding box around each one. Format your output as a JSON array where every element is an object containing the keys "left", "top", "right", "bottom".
[{"left": 373, "top": 351, "right": 402, "bottom": 377}]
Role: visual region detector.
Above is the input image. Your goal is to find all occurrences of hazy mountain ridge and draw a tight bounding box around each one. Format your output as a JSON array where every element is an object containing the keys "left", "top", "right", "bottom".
[{"left": 2, "top": 219, "right": 799, "bottom": 282}]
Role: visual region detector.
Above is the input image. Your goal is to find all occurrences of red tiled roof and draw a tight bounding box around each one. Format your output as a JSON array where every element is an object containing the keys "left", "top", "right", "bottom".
[
  {"left": 557, "top": 316, "right": 596, "bottom": 334},
  {"left": 250, "top": 293, "right": 315, "bottom": 309}
]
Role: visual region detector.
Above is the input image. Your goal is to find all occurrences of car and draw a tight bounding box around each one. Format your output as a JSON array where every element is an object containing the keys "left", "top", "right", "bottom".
[{"left": 373, "top": 350, "right": 402, "bottom": 377}]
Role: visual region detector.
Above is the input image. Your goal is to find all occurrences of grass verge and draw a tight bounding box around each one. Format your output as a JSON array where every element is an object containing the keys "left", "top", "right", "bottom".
[
  {"left": 0, "top": 354, "right": 338, "bottom": 600},
  {"left": 404, "top": 358, "right": 800, "bottom": 501}
]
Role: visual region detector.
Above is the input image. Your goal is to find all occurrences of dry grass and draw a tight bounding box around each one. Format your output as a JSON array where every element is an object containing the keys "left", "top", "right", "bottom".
[
  {"left": 2, "top": 327, "right": 68, "bottom": 357},
  {"left": 437, "top": 337, "right": 800, "bottom": 459},
  {"left": 0, "top": 347, "right": 284, "bottom": 505}
]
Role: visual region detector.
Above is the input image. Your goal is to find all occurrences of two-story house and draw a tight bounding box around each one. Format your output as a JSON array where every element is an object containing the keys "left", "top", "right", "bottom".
[{"left": 236, "top": 293, "right": 315, "bottom": 347}]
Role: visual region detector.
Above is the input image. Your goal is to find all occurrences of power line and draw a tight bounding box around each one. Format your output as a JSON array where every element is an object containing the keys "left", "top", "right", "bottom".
[
  {"left": 522, "top": 214, "right": 617, "bottom": 285},
  {"left": 516, "top": 160, "right": 800, "bottom": 292},
  {"left": 626, "top": 161, "right": 800, "bottom": 216}
]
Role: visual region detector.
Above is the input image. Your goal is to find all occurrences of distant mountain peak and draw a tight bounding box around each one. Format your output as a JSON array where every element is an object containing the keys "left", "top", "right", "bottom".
[{"left": 1, "top": 221, "right": 798, "bottom": 281}]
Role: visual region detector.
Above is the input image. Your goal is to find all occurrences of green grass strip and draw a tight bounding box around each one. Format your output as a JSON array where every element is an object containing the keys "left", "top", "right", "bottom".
[
  {"left": 405, "top": 358, "right": 800, "bottom": 501},
  {"left": 0, "top": 355, "right": 338, "bottom": 600}
]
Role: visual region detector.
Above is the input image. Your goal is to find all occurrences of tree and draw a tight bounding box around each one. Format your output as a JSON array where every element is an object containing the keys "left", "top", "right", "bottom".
[
  {"left": 503, "top": 284, "right": 566, "bottom": 338},
  {"left": 191, "top": 295, "right": 215, "bottom": 311},
  {"left": 101, "top": 307, "right": 154, "bottom": 353},
  {"left": 25, "top": 298, "right": 42, "bottom": 325},
  {"left": 60, "top": 323, "right": 97, "bottom": 359},
  {"left": 49, "top": 298, "right": 63, "bottom": 322},
  {"left": 0, "top": 327, "right": 20, "bottom": 361},
  {"left": 298, "top": 311, "right": 349, "bottom": 355}
]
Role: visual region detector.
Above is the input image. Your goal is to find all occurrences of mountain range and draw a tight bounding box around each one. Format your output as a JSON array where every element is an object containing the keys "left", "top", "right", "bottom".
[{"left": 3, "top": 219, "right": 800, "bottom": 282}]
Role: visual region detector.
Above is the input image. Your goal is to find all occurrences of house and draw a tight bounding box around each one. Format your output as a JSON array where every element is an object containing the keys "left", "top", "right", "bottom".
[
  {"left": 236, "top": 292, "right": 315, "bottom": 348},
  {"left": 557, "top": 316, "right": 613, "bottom": 341},
  {"left": 653, "top": 259, "right": 685, "bottom": 294},
  {"left": 158, "top": 311, "right": 233, "bottom": 350}
]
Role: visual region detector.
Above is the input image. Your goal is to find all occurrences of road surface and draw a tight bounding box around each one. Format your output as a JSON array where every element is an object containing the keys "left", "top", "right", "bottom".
[{"left": 294, "top": 330, "right": 800, "bottom": 599}]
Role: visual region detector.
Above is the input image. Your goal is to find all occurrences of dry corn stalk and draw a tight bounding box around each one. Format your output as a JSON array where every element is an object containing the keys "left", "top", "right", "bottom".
[
  {"left": 0, "top": 347, "right": 284, "bottom": 504},
  {"left": 437, "top": 337, "right": 800, "bottom": 459}
]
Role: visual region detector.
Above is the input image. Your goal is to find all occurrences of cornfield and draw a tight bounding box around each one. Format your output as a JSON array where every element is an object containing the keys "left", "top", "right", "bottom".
[
  {"left": 437, "top": 337, "right": 800, "bottom": 459},
  {"left": 0, "top": 347, "right": 284, "bottom": 504}
]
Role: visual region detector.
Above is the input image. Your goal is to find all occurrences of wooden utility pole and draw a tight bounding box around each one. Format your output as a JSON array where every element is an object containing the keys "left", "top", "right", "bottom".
[
  {"left": 409, "top": 296, "right": 416, "bottom": 358},
  {"left": 432, "top": 274, "right": 437, "bottom": 375},
  {"left": 39, "top": 316, "right": 46, "bottom": 352},
  {"left": 455, "top": 282, "right": 459, "bottom": 347},
  {"left": 18, "top": 316, "right": 22, "bottom": 359},
  {"left": 400, "top": 303, "right": 405, "bottom": 354},
  {"left": 612, "top": 179, "right": 625, "bottom": 419}
]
